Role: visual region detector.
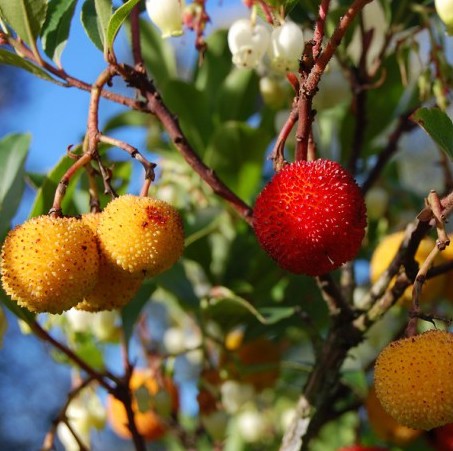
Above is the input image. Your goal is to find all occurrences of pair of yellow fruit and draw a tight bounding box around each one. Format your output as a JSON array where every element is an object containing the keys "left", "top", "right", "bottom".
[{"left": 0, "top": 195, "right": 184, "bottom": 314}]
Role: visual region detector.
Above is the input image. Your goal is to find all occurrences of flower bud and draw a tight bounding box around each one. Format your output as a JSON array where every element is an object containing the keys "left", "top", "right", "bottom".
[
  {"left": 228, "top": 19, "right": 270, "bottom": 69},
  {"left": 145, "top": 0, "right": 185, "bottom": 39}
]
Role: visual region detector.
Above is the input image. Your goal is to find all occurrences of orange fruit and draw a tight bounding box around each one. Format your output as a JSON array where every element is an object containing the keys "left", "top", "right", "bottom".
[
  {"left": 365, "top": 385, "right": 422, "bottom": 445},
  {"left": 107, "top": 369, "right": 179, "bottom": 441}
]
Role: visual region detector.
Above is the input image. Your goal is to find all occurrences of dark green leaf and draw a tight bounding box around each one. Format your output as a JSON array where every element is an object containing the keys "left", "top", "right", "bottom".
[
  {"left": 94, "top": 0, "right": 112, "bottom": 52},
  {"left": 0, "top": 49, "right": 64, "bottom": 85},
  {"left": 0, "top": 133, "right": 30, "bottom": 239},
  {"left": 106, "top": 0, "right": 140, "bottom": 52},
  {"left": 205, "top": 122, "right": 271, "bottom": 201},
  {"left": 80, "top": 0, "right": 103, "bottom": 51},
  {"left": 410, "top": 107, "right": 453, "bottom": 160},
  {"left": 41, "top": 0, "right": 77, "bottom": 65},
  {"left": 29, "top": 155, "right": 81, "bottom": 218},
  {"left": 139, "top": 19, "right": 177, "bottom": 88},
  {"left": 121, "top": 280, "right": 156, "bottom": 344},
  {"left": 216, "top": 68, "right": 260, "bottom": 122},
  {"left": 154, "top": 262, "right": 199, "bottom": 310},
  {"left": 163, "top": 80, "right": 212, "bottom": 152},
  {"left": 0, "top": 0, "right": 47, "bottom": 54}
]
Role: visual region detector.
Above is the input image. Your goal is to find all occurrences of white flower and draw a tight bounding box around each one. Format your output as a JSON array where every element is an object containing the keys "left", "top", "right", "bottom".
[
  {"left": 228, "top": 19, "right": 271, "bottom": 69},
  {"left": 145, "top": 0, "right": 185, "bottom": 39},
  {"left": 268, "top": 21, "right": 304, "bottom": 73}
]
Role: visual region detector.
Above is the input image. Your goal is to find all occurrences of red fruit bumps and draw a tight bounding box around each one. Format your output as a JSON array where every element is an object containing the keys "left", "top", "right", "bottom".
[{"left": 253, "top": 159, "right": 367, "bottom": 276}]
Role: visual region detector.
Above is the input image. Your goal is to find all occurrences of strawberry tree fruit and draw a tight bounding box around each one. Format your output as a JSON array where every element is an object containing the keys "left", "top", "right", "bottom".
[
  {"left": 253, "top": 160, "right": 367, "bottom": 276},
  {"left": 97, "top": 195, "right": 184, "bottom": 277},
  {"left": 374, "top": 329, "right": 453, "bottom": 430},
  {"left": 1, "top": 215, "right": 99, "bottom": 314}
]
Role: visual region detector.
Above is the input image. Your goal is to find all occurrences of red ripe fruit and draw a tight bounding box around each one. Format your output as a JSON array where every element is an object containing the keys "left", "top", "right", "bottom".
[{"left": 253, "top": 159, "right": 366, "bottom": 276}]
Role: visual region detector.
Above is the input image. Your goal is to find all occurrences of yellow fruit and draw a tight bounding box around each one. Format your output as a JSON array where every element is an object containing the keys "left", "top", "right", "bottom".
[
  {"left": 97, "top": 195, "right": 184, "bottom": 276},
  {"left": 107, "top": 369, "right": 179, "bottom": 441},
  {"left": 370, "top": 231, "right": 445, "bottom": 305},
  {"left": 374, "top": 329, "right": 453, "bottom": 430},
  {"left": 365, "top": 385, "right": 422, "bottom": 445},
  {"left": 76, "top": 213, "right": 144, "bottom": 311},
  {"left": 440, "top": 244, "right": 453, "bottom": 301},
  {"left": 1, "top": 216, "right": 99, "bottom": 314},
  {"left": 223, "top": 337, "right": 281, "bottom": 391}
]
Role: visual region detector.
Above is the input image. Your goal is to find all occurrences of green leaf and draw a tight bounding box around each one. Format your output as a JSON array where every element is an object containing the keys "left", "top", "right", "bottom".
[
  {"left": 121, "top": 280, "right": 156, "bottom": 345},
  {"left": 0, "top": 49, "right": 64, "bottom": 85},
  {"left": 205, "top": 122, "right": 271, "bottom": 201},
  {"left": 80, "top": 0, "right": 103, "bottom": 51},
  {"left": 216, "top": 68, "right": 260, "bottom": 122},
  {"left": 106, "top": 0, "right": 140, "bottom": 52},
  {"left": 41, "top": 0, "right": 77, "bottom": 65},
  {"left": 103, "top": 110, "right": 149, "bottom": 132},
  {"left": 154, "top": 262, "right": 199, "bottom": 310},
  {"left": 139, "top": 19, "right": 177, "bottom": 88},
  {"left": 410, "top": 107, "right": 453, "bottom": 160},
  {"left": 163, "top": 80, "right": 212, "bottom": 152},
  {"left": 95, "top": 0, "right": 112, "bottom": 52},
  {"left": 0, "top": 133, "right": 30, "bottom": 239},
  {"left": 29, "top": 155, "right": 81, "bottom": 218},
  {"left": 0, "top": 0, "right": 47, "bottom": 54}
]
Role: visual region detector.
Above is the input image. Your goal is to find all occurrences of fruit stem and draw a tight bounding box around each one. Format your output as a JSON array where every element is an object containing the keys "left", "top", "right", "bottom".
[{"left": 98, "top": 134, "right": 157, "bottom": 197}]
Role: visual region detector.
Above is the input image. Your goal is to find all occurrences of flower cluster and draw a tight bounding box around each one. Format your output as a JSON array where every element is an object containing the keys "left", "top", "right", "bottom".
[{"left": 228, "top": 19, "right": 304, "bottom": 73}]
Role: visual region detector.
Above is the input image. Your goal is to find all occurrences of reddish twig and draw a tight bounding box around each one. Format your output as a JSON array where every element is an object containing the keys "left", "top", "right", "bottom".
[{"left": 312, "top": 0, "right": 331, "bottom": 59}]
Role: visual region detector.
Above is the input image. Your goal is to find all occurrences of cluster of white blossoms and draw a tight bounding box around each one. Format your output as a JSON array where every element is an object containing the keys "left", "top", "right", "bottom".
[
  {"left": 144, "top": 1, "right": 303, "bottom": 74},
  {"left": 228, "top": 19, "right": 304, "bottom": 73}
]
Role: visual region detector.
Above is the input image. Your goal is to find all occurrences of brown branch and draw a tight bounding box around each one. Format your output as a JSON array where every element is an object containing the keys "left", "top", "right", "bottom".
[
  {"left": 98, "top": 134, "right": 156, "bottom": 197},
  {"left": 270, "top": 107, "right": 298, "bottom": 170},
  {"left": 312, "top": 0, "right": 331, "bottom": 59},
  {"left": 296, "top": 0, "right": 373, "bottom": 162},
  {"left": 129, "top": 4, "right": 144, "bottom": 68},
  {"left": 118, "top": 66, "right": 254, "bottom": 224}
]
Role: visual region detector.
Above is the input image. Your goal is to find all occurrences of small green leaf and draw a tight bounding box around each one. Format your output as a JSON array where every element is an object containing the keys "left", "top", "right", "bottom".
[
  {"left": 0, "top": 49, "right": 64, "bottom": 85},
  {"left": 0, "top": 133, "right": 30, "bottom": 239},
  {"left": 29, "top": 155, "right": 81, "bottom": 218},
  {"left": 106, "top": 0, "right": 140, "bottom": 52},
  {"left": 411, "top": 107, "right": 453, "bottom": 160},
  {"left": 121, "top": 280, "right": 156, "bottom": 345},
  {"left": 41, "top": 0, "right": 77, "bottom": 65},
  {"left": 0, "top": 0, "right": 47, "bottom": 56}
]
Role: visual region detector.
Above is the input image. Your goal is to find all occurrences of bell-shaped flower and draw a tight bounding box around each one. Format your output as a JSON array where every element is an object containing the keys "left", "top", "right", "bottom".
[
  {"left": 145, "top": 0, "right": 186, "bottom": 38},
  {"left": 268, "top": 21, "right": 304, "bottom": 73},
  {"left": 228, "top": 19, "right": 271, "bottom": 69}
]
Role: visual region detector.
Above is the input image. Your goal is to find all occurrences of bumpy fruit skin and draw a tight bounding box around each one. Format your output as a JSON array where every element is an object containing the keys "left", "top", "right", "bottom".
[
  {"left": 374, "top": 330, "right": 453, "bottom": 430},
  {"left": 365, "top": 385, "right": 422, "bottom": 445},
  {"left": 253, "top": 160, "right": 366, "bottom": 276},
  {"left": 107, "top": 369, "right": 179, "bottom": 441},
  {"left": 97, "top": 195, "right": 184, "bottom": 276},
  {"left": 1, "top": 216, "right": 99, "bottom": 314},
  {"left": 370, "top": 231, "right": 445, "bottom": 305},
  {"left": 76, "top": 213, "right": 144, "bottom": 311}
]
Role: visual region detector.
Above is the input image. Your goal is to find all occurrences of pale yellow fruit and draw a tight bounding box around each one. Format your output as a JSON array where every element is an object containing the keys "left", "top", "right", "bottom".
[
  {"left": 374, "top": 330, "right": 453, "bottom": 430},
  {"left": 76, "top": 213, "right": 144, "bottom": 311},
  {"left": 0, "top": 216, "right": 99, "bottom": 314},
  {"left": 97, "top": 195, "right": 184, "bottom": 276},
  {"left": 370, "top": 231, "right": 446, "bottom": 305}
]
